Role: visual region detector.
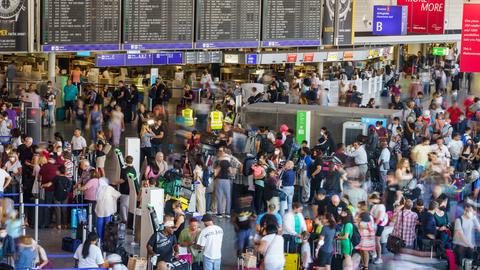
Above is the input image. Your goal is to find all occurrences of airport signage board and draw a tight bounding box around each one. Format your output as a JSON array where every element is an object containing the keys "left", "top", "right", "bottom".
[
  {"left": 246, "top": 54, "right": 258, "bottom": 65},
  {"left": 96, "top": 54, "right": 126, "bottom": 67},
  {"left": 432, "top": 47, "right": 448, "bottom": 56},
  {"left": 0, "top": 0, "right": 29, "bottom": 52},
  {"left": 460, "top": 4, "right": 480, "bottom": 72},
  {"left": 397, "top": 0, "right": 445, "bottom": 34},
  {"left": 152, "top": 53, "right": 184, "bottom": 65},
  {"left": 296, "top": 111, "right": 311, "bottom": 145},
  {"left": 96, "top": 52, "right": 184, "bottom": 67},
  {"left": 372, "top": 5, "right": 408, "bottom": 36}
]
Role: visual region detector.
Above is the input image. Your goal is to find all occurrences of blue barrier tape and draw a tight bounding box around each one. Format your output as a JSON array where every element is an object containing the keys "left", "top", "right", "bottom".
[
  {"left": 46, "top": 253, "right": 75, "bottom": 258},
  {"left": 30, "top": 268, "right": 107, "bottom": 270},
  {"left": 14, "top": 203, "right": 89, "bottom": 207},
  {"left": 0, "top": 193, "right": 19, "bottom": 197}
]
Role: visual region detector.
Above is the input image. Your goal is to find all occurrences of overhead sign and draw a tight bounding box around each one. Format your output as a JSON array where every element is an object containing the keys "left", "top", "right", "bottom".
[
  {"left": 303, "top": 53, "right": 314, "bottom": 62},
  {"left": 343, "top": 51, "right": 353, "bottom": 61},
  {"left": 460, "top": 3, "right": 480, "bottom": 72},
  {"left": 287, "top": 54, "right": 298, "bottom": 63},
  {"left": 373, "top": 5, "right": 408, "bottom": 36},
  {"left": 327, "top": 52, "right": 338, "bottom": 62},
  {"left": 152, "top": 53, "right": 184, "bottom": 65},
  {"left": 432, "top": 47, "right": 449, "bottom": 56},
  {"left": 296, "top": 111, "right": 311, "bottom": 145},
  {"left": 397, "top": 0, "right": 445, "bottom": 34},
  {"left": 0, "top": 0, "right": 29, "bottom": 52}
]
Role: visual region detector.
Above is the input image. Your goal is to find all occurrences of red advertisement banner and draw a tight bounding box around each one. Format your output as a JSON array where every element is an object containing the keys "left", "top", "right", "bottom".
[
  {"left": 460, "top": 4, "right": 480, "bottom": 73},
  {"left": 397, "top": 0, "right": 445, "bottom": 34}
]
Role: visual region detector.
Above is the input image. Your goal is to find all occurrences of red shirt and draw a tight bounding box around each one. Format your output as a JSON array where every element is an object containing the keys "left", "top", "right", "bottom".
[
  {"left": 447, "top": 106, "right": 463, "bottom": 124},
  {"left": 39, "top": 163, "right": 59, "bottom": 192}
]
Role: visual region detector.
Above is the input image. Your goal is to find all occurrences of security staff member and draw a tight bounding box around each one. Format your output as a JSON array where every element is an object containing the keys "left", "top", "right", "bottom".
[
  {"left": 209, "top": 104, "right": 223, "bottom": 132},
  {"left": 181, "top": 103, "right": 195, "bottom": 128}
]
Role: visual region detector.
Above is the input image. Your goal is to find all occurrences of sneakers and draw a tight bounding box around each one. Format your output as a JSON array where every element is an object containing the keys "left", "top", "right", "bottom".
[
  {"left": 224, "top": 214, "right": 231, "bottom": 219},
  {"left": 373, "top": 258, "right": 383, "bottom": 264}
]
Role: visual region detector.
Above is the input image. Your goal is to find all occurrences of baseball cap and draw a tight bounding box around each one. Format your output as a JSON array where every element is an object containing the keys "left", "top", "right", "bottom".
[{"left": 164, "top": 220, "right": 175, "bottom": 228}]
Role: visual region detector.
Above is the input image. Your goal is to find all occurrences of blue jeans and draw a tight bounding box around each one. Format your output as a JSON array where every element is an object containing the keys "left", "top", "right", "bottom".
[
  {"left": 152, "top": 144, "right": 163, "bottom": 155},
  {"left": 47, "top": 105, "right": 55, "bottom": 125},
  {"left": 90, "top": 123, "right": 102, "bottom": 143},
  {"left": 96, "top": 215, "right": 112, "bottom": 242},
  {"left": 415, "top": 164, "right": 425, "bottom": 179},
  {"left": 203, "top": 256, "right": 221, "bottom": 270},
  {"left": 452, "top": 159, "right": 459, "bottom": 171},
  {"left": 206, "top": 193, "right": 212, "bottom": 213},
  {"left": 236, "top": 229, "right": 251, "bottom": 252},
  {"left": 282, "top": 186, "right": 294, "bottom": 212}
]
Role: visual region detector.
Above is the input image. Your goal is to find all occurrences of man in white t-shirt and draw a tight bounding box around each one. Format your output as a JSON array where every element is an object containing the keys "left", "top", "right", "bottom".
[
  {"left": 0, "top": 168, "right": 11, "bottom": 194},
  {"left": 71, "top": 128, "right": 87, "bottom": 157},
  {"left": 196, "top": 214, "right": 223, "bottom": 270}
]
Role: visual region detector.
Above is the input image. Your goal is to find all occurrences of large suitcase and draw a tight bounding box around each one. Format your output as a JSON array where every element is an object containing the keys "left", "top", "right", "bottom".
[
  {"left": 56, "top": 107, "right": 66, "bottom": 121},
  {"left": 168, "top": 259, "right": 190, "bottom": 270},
  {"left": 284, "top": 253, "right": 300, "bottom": 270}
]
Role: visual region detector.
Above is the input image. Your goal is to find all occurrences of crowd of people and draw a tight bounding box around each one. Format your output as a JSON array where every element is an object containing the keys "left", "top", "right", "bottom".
[{"left": 0, "top": 56, "right": 478, "bottom": 270}]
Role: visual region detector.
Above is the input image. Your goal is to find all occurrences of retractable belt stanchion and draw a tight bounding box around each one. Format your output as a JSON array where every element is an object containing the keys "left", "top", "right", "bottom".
[
  {"left": 34, "top": 197, "right": 39, "bottom": 243},
  {"left": 19, "top": 190, "right": 25, "bottom": 236},
  {"left": 88, "top": 203, "right": 93, "bottom": 233}
]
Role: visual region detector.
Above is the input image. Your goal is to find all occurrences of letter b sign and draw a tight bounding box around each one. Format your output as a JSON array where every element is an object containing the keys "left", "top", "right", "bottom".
[{"left": 376, "top": 22, "right": 383, "bottom": 32}]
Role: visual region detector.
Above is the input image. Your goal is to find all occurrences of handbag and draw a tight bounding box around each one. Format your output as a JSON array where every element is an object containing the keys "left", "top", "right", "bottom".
[{"left": 386, "top": 210, "right": 405, "bottom": 254}]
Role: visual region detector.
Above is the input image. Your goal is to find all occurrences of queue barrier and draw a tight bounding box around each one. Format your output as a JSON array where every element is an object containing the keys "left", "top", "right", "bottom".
[
  {"left": 14, "top": 199, "right": 93, "bottom": 243},
  {"left": 0, "top": 193, "right": 19, "bottom": 197}
]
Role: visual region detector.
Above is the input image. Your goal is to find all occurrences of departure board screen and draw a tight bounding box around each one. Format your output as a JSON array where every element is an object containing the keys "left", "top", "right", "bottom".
[
  {"left": 123, "top": 0, "right": 194, "bottom": 50},
  {"left": 42, "top": 0, "right": 121, "bottom": 51},
  {"left": 196, "top": 0, "right": 261, "bottom": 49},
  {"left": 262, "top": 0, "right": 322, "bottom": 47}
]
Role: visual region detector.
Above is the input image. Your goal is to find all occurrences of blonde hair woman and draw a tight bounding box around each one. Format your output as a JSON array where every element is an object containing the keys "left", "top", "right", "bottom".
[{"left": 395, "top": 158, "right": 413, "bottom": 189}]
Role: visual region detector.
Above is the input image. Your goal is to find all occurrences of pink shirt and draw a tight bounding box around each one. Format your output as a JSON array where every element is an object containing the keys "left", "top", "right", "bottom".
[{"left": 83, "top": 178, "right": 100, "bottom": 201}]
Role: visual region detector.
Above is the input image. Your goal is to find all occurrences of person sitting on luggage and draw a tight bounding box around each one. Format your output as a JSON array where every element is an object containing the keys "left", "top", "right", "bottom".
[
  {"left": 453, "top": 203, "right": 480, "bottom": 269},
  {"left": 147, "top": 218, "right": 179, "bottom": 270}
]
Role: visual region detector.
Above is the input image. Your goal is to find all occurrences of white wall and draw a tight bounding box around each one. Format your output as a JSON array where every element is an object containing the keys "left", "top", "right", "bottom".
[{"left": 354, "top": 0, "right": 464, "bottom": 33}]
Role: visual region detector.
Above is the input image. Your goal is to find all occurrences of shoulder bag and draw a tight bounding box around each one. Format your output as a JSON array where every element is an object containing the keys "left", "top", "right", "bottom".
[{"left": 386, "top": 210, "right": 405, "bottom": 254}]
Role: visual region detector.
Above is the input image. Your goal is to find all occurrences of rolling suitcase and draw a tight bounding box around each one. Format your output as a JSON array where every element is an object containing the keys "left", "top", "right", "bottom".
[
  {"left": 284, "top": 235, "right": 300, "bottom": 270},
  {"left": 331, "top": 240, "right": 343, "bottom": 270},
  {"left": 56, "top": 107, "right": 66, "bottom": 121}
]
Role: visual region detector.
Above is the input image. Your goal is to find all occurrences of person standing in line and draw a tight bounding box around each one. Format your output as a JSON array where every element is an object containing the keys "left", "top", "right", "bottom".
[
  {"left": 117, "top": 156, "right": 136, "bottom": 224},
  {"left": 196, "top": 214, "right": 223, "bottom": 270},
  {"left": 48, "top": 165, "right": 70, "bottom": 229},
  {"left": 109, "top": 105, "right": 125, "bottom": 148},
  {"left": 95, "top": 177, "right": 121, "bottom": 242},
  {"left": 63, "top": 79, "right": 78, "bottom": 121}
]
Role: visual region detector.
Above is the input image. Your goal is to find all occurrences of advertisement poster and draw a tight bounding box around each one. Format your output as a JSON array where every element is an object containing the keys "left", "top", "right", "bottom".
[
  {"left": 0, "top": 0, "right": 29, "bottom": 51},
  {"left": 397, "top": 0, "right": 445, "bottom": 34},
  {"left": 372, "top": 5, "right": 408, "bottom": 35},
  {"left": 322, "top": 0, "right": 356, "bottom": 45},
  {"left": 460, "top": 3, "right": 480, "bottom": 73}
]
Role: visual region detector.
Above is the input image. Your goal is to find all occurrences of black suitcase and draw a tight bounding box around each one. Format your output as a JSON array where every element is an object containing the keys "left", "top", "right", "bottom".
[{"left": 62, "top": 236, "right": 82, "bottom": 253}]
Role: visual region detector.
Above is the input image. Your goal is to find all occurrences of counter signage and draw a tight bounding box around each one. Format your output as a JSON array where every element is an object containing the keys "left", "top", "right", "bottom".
[
  {"left": 0, "top": 0, "right": 29, "bottom": 52},
  {"left": 397, "top": 0, "right": 445, "bottom": 34},
  {"left": 372, "top": 5, "right": 408, "bottom": 36},
  {"left": 460, "top": 3, "right": 480, "bottom": 72},
  {"left": 327, "top": 52, "right": 338, "bottom": 62},
  {"left": 96, "top": 54, "right": 126, "bottom": 67},
  {"left": 246, "top": 54, "right": 258, "bottom": 65},
  {"left": 287, "top": 54, "right": 298, "bottom": 63},
  {"left": 343, "top": 51, "right": 354, "bottom": 61},
  {"left": 303, "top": 53, "right": 314, "bottom": 62}
]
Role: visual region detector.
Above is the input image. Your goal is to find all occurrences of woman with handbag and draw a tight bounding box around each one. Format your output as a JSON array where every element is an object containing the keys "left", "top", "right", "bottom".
[{"left": 257, "top": 224, "right": 285, "bottom": 270}]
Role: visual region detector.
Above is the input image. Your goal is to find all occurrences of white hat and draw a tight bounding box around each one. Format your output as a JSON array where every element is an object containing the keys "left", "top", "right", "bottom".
[
  {"left": 164, "top": 220, "right": 175, "bottom": 227},
  {"left": 107, "top": 254, "right": 122, "bottom": 264}
]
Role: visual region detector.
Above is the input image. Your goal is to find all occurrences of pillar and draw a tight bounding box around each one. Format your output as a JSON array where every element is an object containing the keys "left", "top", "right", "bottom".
[
  {"left": 48, "top": 52, "right": 56, "bottom": 83},
  {"left": 471, "top": 73, "right": 480, "bottom": 96}
]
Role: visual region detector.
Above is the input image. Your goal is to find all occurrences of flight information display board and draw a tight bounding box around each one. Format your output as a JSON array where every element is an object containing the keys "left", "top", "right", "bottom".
[
  {"left": 42, "top": 0, "right": 121, "bottom": 51},
  {"left": 196, "top": 0, "right": 260, "bottom": 49},
  {"left": 262, "top": 0, "right": 322, "bottom": 47},
  {"left": 123, "top": 0, "right": 194, "bottom": 50}
]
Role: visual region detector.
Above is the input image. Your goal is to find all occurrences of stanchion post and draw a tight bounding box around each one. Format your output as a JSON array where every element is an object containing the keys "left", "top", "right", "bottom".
[
  {"left": 34, "top": 197, "right": 39, "bottom": 243},
  {"left": 20, "top": 191, "right": 25, "bottom": 236},
  {"left": 88, "top": 203, "right": 92, "bottom": 232}
]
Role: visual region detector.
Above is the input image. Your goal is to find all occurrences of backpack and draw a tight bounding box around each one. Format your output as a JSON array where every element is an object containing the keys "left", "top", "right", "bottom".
[
  {"left": 243, "top": 156, "right": 257, "bottom": 176},
  {"left": 244, "top": 135, "right": 257, "bottom": 156},
  {"left": 201, "top": 169, "right": 211, "bottom": 188},
  {"left": 260, "top": 135, "right": 274, "bottom": 154},
  {"left": 351, "top": 224, "right": 361, "bottom": 247}
]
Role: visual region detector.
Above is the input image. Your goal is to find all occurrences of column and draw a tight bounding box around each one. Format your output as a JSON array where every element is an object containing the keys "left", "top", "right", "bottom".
[
  {"left": 471, "top": 73, "right": 480, "bottom": 96},
  {"left": 48, "top": 52, "right": 56, "bottom": 83}
]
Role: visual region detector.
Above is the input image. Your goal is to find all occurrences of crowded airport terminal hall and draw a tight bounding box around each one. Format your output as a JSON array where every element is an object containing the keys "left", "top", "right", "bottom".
[{"left": 1, "top": 0, "right": 480, "bottom": 269}]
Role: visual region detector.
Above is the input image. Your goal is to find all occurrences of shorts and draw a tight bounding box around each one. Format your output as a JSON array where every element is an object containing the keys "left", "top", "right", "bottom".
[
  {"left": 64, "top": 100, "right": 74, "bottom": 110},
  {"left": 375, "top": 225, "right": 384, "bottom": 237},
  {"left": 316, "top": 250, "right": 333, "bottom": 267}
]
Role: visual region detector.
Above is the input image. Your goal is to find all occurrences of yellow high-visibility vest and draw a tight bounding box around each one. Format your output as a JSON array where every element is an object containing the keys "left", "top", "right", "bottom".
[
  {"left": 210, "top": 111, "right": 223, "bottom": 130},
  {"left": 182, "top": 108, "right": 194, "bottom": 127}
]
